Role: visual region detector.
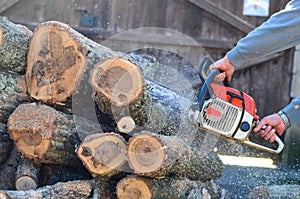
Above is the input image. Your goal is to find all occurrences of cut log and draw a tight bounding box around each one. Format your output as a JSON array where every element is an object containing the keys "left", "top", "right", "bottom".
[
  {"left": 26, "top": 20, "right": 118, "bottom": 104},
  {"left": 91, "top": 58, "right": 183, "bottom": 135},
  {"left": 77, "top": 132, "right": 128, "bottom": 177},
  {"left": 116, "top": 176, "right": 219, "bottom": 199},
  {"left": 117, "top": 116, "right": 136, "bottom": 134},
  {"left": 0, "top": 17, "right": 32, "bottom": 74},
  {"left": 0, "top": 70, "right": 29, "bottom": 123},
  {"left": 7, "top": 103, "right": 81, "bottom": 165},
  {"left": 0, "top": 144, "right": 21, "bottom": 190},
  {"left": 91, "top": 57, "right": 152, "bottom": 127},
  {"left": 127, "top": 131, "right": 224, "bottom": 181},
  {"left": 0, "top": 180, "right": 95, "bottom": 199},
  {"left": 15, "top": 158, "right": 40, "bottom": 190},
  {"left": 249, "top": 185, "right": 300, "bottom": 199}
]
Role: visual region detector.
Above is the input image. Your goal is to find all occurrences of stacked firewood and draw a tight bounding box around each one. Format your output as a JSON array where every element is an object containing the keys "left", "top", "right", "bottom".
[{"left": 0, "top": 17, "right": 225, "bottom": 199}]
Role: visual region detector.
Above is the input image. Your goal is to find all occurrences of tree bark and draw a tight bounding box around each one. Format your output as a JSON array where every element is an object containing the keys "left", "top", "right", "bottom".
[
  {"left": 116, "top": 175, "right": 219, "bottom": 199},
  {"left": 0, "top": 17, "right": 32, "bottom": 74},
  {"left": 7, "top": 103, "right": 81, "bottom": 165},
  {"left": 26, "top": 20, "right": 118, "bottom": 104},
  {"left": 127, "top": 131, "right": 224, "bottom": 181},
  {"left": 15, "top": 157, "right": 40, "bottom": 190},
  {"left": 0, "top": 180, "right": 95, "bottom": 199},
  {"left": 0, "top": 144, "right": 21, "bottom": 190},
  {"left": 39, "top": 164, "right": 92, "bottom": 187},
  {"left": 0, "top": 70, "right": 29, "bottom": 123},
  {"left": 0, "top": 122, "right": 13, "bottom": 165},
  {"left": 77, "top": 132, "right": 128, "bottom": 177}
]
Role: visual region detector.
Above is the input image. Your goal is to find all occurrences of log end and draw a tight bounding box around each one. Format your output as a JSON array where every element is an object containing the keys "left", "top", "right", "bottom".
[
  {"left": 77, "top": 133, "right": 127, "bottom": 176},
  {"left": 15, "top": 176, "right": 37, "bottom": 190},
  {"left": 127, "top": 131, "right": 166, "bottom": 174},
  {"left": 91, "top": 57, "right": 145, "bottom": 107},
  {"left": 117, "top": 116, "right": 136, "bottom": 134},
  {"left": 26, "top": 21, "right": 87, "bottom": 103},
  {"left": 7, "top": 103, "right": 63, "bottom": 160},
  {"left": 116, "top": 176, "right": 152, "bottom": 199}
]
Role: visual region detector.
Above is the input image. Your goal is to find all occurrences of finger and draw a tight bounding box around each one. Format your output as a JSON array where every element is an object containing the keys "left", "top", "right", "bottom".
[
  {"left": 264, "top": 129, "right": 276, "bottom": 141},
  {"left": 254, "top": 121, "right": 267, "bottom": 132},
  {"left": 226, "top": 72, "right": 232, "bottom": 82},
  {"left": 269, "top": 133, "right": 276, "bottom": 143},
  {"left": 259, "top": 130, "right": 268, "bottom": 137},
  {"left": 259, "top": 125, "right": 272, "bottom": 137},
  {"left": 213, "top": 73, "right": 226, "bottom": 82}
]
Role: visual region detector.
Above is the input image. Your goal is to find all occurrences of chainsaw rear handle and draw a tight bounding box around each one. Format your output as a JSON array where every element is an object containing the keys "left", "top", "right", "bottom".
[{"left": 244, "top": 135, "right": 284, "bottom": 154}]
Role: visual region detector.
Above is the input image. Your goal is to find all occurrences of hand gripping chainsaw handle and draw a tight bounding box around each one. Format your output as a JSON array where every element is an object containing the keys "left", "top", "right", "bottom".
[{"left": 191, "top": 56, "right": 284, "bottom": 154}]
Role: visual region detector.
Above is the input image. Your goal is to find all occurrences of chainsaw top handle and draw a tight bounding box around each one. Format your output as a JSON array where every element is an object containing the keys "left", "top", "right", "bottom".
[{"left": 196, "top": 55, "right": 225, "bottom": 111}]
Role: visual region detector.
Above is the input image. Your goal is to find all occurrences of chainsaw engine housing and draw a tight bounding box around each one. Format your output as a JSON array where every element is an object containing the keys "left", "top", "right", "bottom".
[{"left": 199, "top": 83, "right": 258, "bottom": 141}]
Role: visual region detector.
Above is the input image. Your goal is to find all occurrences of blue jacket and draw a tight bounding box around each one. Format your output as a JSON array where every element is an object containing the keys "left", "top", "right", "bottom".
[{"left": 227, "top": 0, "right": 300, "bottom": 126}]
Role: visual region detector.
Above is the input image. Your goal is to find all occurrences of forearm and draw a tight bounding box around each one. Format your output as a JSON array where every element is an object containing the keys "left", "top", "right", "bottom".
[{"left": 227, "top": 0, "right": 300, "bottom": 67}]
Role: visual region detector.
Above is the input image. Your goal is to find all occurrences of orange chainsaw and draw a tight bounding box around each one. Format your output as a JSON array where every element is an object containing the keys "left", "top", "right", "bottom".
[{"left": 188, "top": 56, "right": 284, "bottom": 154}]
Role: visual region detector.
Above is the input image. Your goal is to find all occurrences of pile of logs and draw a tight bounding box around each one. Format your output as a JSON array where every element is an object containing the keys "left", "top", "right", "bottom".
[{"left": 0, "top": 17, "right": 225, "bottom": 199}]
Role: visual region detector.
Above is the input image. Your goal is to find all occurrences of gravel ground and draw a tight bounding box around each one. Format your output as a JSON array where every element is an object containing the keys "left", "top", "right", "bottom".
[{"left": 216, "top": 164, "right": 300, "bottom": 198}]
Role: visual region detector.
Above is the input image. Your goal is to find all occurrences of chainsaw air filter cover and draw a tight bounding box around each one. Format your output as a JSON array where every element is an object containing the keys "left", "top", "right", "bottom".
[{"left": 200, "top": 97, "right": 243, "bottom": 137}]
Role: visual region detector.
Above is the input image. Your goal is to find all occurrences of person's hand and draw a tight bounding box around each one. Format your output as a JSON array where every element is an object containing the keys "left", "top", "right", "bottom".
[
  {"left": 210, "top": 56, "right": 235, "bottom": 82},
  {"left": 253, "top": 113, "right": 286, "bottom": 142}
]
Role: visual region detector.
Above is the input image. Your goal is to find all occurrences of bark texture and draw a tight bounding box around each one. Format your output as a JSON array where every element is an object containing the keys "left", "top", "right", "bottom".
[
  {"left": 0, "top": 180, "right": 95, "bottom": 199},
  {"left": 0, "top": 70, "right": 29, "bottom": 123},
  {"left": 0, "top": 17, "right": 32, "bottom": 74}
]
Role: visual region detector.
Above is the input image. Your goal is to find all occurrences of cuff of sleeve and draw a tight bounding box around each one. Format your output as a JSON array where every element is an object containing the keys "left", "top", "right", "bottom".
[
  {"left": 226, "top": 48, "right": 246, "bottom": 68},
  {"left": 278, "top": 110, "right": 291, "bottom": 129},
  {"left": 282, "top": 101, "right": 300, "bottom": 126}
]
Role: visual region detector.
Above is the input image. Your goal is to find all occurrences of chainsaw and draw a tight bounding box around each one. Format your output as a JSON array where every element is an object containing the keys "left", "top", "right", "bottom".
[{"left": 188, "top": 56, "right": 284, "bottom": 154}]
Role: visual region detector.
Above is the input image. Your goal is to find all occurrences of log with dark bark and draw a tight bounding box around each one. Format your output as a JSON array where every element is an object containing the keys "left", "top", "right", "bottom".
[
  {"left": 0, "top": 123, "right": 13, "bottom": 165},
  {"left": 0, "top": 70, "right": 29, "bottom": 123},
  {"left": 15, "top": 158, "right": 40, "bottom": 190},
  {"left": 127, "top": 131, "right": 224, "bottom": 181},
  {"left": 77, "top": 132, "right": 128, "bottom": 177},
  {"left": 39, "top": 164, "right": 92, "bottom": 187},
  {"left": 0, "top": 144, "right": 21, "bottom": 190},
  {"left": 116, "top": 175, "right": 220, "bottom": 199},
  {"left": 0, "top": 180, "right": 95, "bottom": 199},
  {"left": 25, "top": 20, "right": 118, "bottom": 104},
  {"left": 7, "top": 103, "right": 81, "bottom": 165},
  {"left": 0, "top": 17, "right": 32, "bottom": 74}
]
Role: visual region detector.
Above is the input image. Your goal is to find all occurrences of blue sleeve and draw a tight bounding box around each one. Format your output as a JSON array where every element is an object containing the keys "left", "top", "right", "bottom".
[
  {"left": 227, "top": 0, "right": 300, "bottom": 67},
  {"left": 282, "top": 96, "right": 300, "bottom": 126}
]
